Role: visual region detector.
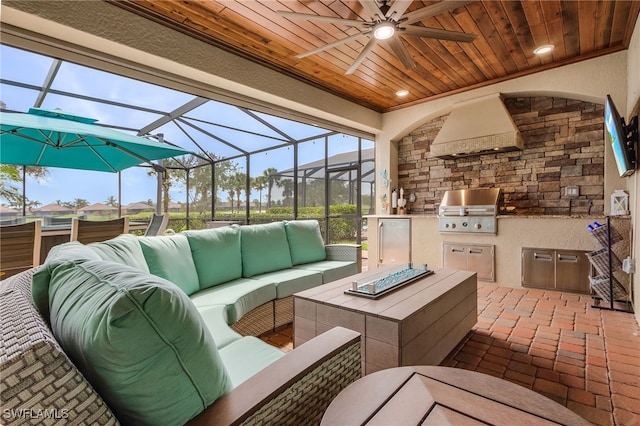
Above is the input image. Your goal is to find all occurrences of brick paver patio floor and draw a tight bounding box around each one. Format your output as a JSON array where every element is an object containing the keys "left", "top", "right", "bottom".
[{"left": 262, "top": 284, "right": 640, "bottom": 426}]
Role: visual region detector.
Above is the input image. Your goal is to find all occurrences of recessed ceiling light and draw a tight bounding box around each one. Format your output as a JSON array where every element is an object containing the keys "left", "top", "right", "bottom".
[
  {"left": 396, "top": 89, "right": 409, "bottom": 97},
  {"left": 534, "top": 44, "right": 554, "bottom": 55},
  {"left": 373, "top": 22, "right": 395, "bottom": 40}
]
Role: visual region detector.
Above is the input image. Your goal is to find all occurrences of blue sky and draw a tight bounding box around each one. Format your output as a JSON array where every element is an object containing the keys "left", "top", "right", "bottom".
[{"left": 1, "top": 44, "right": 372, "bottom": 207}]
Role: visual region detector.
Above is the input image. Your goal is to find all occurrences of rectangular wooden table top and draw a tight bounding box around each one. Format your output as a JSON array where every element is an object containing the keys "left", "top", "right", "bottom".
[{"left": 294, "top": 267, "right": 476, "bottom": 321}]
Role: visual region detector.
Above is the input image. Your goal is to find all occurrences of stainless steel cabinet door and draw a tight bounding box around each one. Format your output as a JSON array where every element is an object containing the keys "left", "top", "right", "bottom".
[
  {"left": 522, "top": 248, "right": 555, "bottom": 289},
  {"left": 443, "top": 244, "right": 467, "bottom": 271},
  {"left": 467, "top": 245, "right": 495, "bottom": 281},
  {"left": 378, "top": 219, "right": 411, "bottom": 265},
  {"left": 443, "top": 243, "right": 495, "bottom": 281},
  {"left": 555, "top": 250, "right": 590, "bottom": 293}
]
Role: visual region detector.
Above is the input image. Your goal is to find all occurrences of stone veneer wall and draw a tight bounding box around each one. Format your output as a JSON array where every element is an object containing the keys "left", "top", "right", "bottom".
[{"left": 398, "top": 96, "right": 605, "bottom": 215}]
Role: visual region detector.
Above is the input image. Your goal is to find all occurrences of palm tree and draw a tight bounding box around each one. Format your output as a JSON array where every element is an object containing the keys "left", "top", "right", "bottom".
[
  {"left": 281, "top": 179, "right": 294, "bottom": 207},
  {"left": 73, "top": 198, "right": 89, "bottom": 209},
  {"left": 105, "top": 195, "right": 118, "bottom": 207},
  {"left": 253, "top": 175, "right": 268, "bottom": 212},
  {"left": 26, "top": 200, "right": 41, "bottom": 212},
  {"left": 262, "top": 168, "right": 280, "bottom": 209},
  {"left": 226, "top": 189, "right": 235, "bottom": 214},
  {"left": 230, "top": 173, "right": 246, "bottom": 212}
]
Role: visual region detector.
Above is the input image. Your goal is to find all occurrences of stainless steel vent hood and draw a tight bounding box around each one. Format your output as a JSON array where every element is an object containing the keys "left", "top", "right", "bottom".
[{"left": 430, "top": 93, "right": 524, "bottom": 159}]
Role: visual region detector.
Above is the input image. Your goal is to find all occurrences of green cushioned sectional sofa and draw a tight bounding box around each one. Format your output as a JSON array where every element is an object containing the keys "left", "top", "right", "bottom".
[{"left": 0, "top": 220, "right": 362, "bottom": 425}]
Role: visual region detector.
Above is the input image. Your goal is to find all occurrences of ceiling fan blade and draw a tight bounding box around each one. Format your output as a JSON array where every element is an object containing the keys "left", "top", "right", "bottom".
[
  {"left": 296, "top": 32, "right": 370, "bottom": 58},
  {"left": 278, "top": 10, "right": 368, "bottom": 29},
  {"left": 385, "top": 1, "right": 413, "bottom": 19},
  {"left": 387, "top": 37, "right": 416, "bottom": 70},
  {"left": 358, "top": 0, "right": 384, "bottom": 20},
  {"left": 402, "top": 25, "right": 477, "bottom": 42},
  {"left": 346, "top": 37, "right": 378, "bottom": 75},
  {"left": 402, "top": 0, "right": 475, "bottom": 25}
]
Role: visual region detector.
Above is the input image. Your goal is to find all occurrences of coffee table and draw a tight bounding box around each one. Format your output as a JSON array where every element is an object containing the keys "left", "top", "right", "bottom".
[
  {"left": 294, "top": 268, "right": 477, "bottom": 374},
  {"left": 321, "top": 366, "right": 591, "bottom": 425}
]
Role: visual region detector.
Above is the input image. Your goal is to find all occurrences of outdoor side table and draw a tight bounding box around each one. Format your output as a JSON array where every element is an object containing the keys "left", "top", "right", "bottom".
[{"left": 321, "top": 366, "right": 591, "bottom": 425}]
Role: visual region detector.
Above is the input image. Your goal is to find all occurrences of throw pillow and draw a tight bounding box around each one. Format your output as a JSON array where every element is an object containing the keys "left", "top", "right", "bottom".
[
  {"left": 48, "top": 260, "right": 232, "bottom": 425},
  {"left": 31, "top": 241, "right": 101, "bottom": 319},
  {"left": 89, "top": 233, "right": 150, "bottom": 273}
]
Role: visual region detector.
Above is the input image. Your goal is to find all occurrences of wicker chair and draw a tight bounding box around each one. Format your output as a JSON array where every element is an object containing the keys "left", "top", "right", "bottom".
[
  {"left": 144, "top": 213, "right": 169, "bottom": 236},
  {"left": 70, "top": 216, "right": 129, "bottom": 244},
  {"left": 0, "top": 220, "right": 42, "bottom": 280}
]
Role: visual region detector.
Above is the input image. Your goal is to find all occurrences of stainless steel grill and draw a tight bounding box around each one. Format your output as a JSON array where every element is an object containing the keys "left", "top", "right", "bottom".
[{"left": 438, "top": 188, "right": 502, "bottom": 234}]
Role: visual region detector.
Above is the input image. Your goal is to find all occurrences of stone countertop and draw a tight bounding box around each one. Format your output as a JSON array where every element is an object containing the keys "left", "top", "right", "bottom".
[{"left": 364, "top": 214, "right": 629, "bottom": 219}]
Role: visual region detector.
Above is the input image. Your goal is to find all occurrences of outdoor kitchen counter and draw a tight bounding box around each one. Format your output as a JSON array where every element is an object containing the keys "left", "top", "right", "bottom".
[{"left": 366, "top": 215, "right": 631, "bottom": 288}]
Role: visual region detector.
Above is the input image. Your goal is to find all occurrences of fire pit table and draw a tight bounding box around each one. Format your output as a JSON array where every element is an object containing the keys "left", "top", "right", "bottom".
[{"left": 294, "top": 267, "right": 477, "bottom": 375}]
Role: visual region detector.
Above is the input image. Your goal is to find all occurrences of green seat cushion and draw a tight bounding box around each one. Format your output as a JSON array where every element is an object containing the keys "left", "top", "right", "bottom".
[
  {"left": 252, "top": 268, "right": 323, "bottom": 299},
  {"left": 32, "top": 241, "right": 102, "bottom": 319},
  {"left": 138, "top": 234, "right": 200, "bottom": 296},
  {"left": 89, "top": 234, "right": 150, "bottom": 273},
  {"left": 189, "top": 278, "right": 276, "bottom": 324},
  {"left": 47, "top": 260, "right": 232, "bottom": 426},
  {"left": 293, "top": 260, "right": 358, "bottom": 284},
  {"left": 218, "top": 336, "right": 285, "bottom": 387},
  {"left": 197, "top": 305, "right": 243, "bottom": 349},
  {"left": 183, "top": 226, "right": 242, "bottom": 289},
  {"left": 284, "top": 220, "right": 327, "bottom": 265},
  {"left": 240, "top": 222, "right": 292, "bottom": 277}
]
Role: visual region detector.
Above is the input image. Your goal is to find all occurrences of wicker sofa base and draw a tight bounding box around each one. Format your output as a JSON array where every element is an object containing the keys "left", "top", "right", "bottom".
[
  {"left": 274, "top": 296, "right": 294, "bottom": 328},
  {"left": 231, "top": 301, "right": 276, "bottom": 336},
  {"left": 230, "top": 296, "right": 294, "bottom": 336},
  {"left": 0, "top": 270, "right": 118, "bottom": 426}
]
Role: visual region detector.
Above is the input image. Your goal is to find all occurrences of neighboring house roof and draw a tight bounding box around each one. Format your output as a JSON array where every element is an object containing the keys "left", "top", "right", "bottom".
[
  {"left": 79, "top": 203, "right": 117, "bottom": 212},
  {"left": 124, "top": 202, "right": 154, "bottom": 210},
  {"left": 0, "top": 205, "right": 20, "bottom": 216},
  {"left": 34, "top": 203, "right": 74, "bottom": 212}
]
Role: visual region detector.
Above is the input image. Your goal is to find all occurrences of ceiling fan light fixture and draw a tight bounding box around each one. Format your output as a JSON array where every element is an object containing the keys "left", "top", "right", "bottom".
[
  {"left": 534, "top": 44, "right": 554, "bottom": 55},
  {"left": 373, "top": 21, "right": 395, "bottom": 40}
]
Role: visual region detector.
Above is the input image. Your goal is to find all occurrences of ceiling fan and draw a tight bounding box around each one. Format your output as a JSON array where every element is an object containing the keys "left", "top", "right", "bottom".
[{"left": 278, "top": 0, "right": 477, "bottom": 75}]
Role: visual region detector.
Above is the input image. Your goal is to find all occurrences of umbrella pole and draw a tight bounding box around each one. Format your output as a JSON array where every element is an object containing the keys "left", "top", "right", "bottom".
[
  {"left": 118, "top": 172, "right": 122, "bottom": 218},
  {"left": 22, "top": 166, "right": 26, "bottom": 217},
  {"left": 156, "top": 134, "right": 164, "bottom": 215},
  {"left": 156, "top": 160, "right": 163, "bottom": 215}
]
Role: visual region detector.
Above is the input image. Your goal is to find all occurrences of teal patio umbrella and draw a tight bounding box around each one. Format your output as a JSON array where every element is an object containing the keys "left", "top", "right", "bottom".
[{"left": 0, "top": 108, "right": 190, "bottom": 172}]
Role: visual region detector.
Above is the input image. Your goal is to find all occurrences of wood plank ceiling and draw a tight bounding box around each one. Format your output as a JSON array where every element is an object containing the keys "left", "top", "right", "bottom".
[{"left": 111, "top": 0, "right": 640, "bottom": 113}]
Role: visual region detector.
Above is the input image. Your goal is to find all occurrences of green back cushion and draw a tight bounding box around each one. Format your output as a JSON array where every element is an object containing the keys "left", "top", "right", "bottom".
[
  {"left": 184, "top": 226, "right": 242, "bottom": 288},
  {"left": 284, "top": 220, "right": 327, "bottom": 265},
  {"left": 32, "top": 241, "right": 102, "bottom": 319},
  {"left": 138, "top": 234, "right": 200, "bottom": 295},
  {"left": 89, "top": 234, "right": 150, "bottom": 273},
  {"left": 47, "top": 260, "right": 232, "bottom": 425},
  {"left": 240, "top": 222, "right": 293, "bottom": 277}
]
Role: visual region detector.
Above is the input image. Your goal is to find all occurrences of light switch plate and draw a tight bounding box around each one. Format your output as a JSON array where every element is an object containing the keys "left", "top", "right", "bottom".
[{"left": 565, "top": 186, "right": 579, "bottom": 197}]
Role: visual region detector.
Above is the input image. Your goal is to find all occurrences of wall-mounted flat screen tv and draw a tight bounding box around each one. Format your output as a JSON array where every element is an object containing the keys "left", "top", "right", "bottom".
[{"left": 605, "top": 94, "right": 638, "bottom": 178}]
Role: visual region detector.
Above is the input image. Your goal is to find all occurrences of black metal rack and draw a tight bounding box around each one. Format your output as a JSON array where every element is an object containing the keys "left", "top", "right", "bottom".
[{"left": 587, "top": 216, "right": 633, "bottom": 312}]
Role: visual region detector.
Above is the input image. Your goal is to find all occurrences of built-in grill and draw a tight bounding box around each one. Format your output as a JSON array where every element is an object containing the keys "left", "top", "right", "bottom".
[{"left": 438, "top": 188, "right": 502, "bottom": 234}]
